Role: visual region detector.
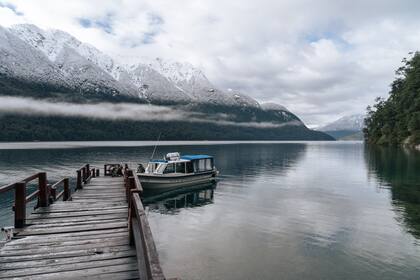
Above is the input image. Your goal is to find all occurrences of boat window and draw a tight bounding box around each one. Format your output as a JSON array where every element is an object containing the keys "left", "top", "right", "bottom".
[
  {"left": 186, "top": 162, "right": 194, "bottom": 173},
  {"left": 164, "top": 163, "right": 175, "bottom": 174},
  {"left": 146, "top": 163, "right": 159, "bottom": 173},
  {"left": 205, "top": 159, "right": 213, "bottom": 170},
  {"left": 175, "top": 162, "right": 186, "bottom": 173},
  {"left": 156, "top": 163, "right": 167, "bottom": 174},
  {"left": 198, "top": 159, "right": 206, "bottom": 171}
]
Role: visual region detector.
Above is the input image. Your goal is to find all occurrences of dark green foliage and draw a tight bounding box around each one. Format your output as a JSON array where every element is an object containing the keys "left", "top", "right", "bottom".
[
  {"left": 0, "top": 114, "right": 333, "bottom": 141},
  {"left": 364, "top": 52, "right": 420, "bottom": 146}
]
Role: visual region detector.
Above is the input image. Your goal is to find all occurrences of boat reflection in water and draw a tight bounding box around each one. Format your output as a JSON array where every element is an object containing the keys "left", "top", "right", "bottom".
[{"left": 142, "top": 182, "right": 216, "bottom": 214}]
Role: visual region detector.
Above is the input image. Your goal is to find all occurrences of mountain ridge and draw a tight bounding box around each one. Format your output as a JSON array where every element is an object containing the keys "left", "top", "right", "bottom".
[{"left": 0, "top": 23, "right": 333, "bottom": 141}]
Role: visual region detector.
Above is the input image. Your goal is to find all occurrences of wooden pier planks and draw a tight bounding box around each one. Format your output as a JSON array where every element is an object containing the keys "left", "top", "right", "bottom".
[{"left": 0, "top": 176, "right": 140, "bottom": 280}]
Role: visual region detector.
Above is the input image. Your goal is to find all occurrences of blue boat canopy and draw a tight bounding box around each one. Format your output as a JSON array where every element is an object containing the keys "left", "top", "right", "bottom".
[
  {"left": 180, "top": 155, "right": 213, "bottom": 160},
  {"left": 150, "top": 159, "right": 167, "bottom": 163}
]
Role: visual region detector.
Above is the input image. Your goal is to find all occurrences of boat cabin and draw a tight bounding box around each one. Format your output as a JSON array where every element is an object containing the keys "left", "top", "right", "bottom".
[{"left": 145, "top": 154, "right": 215, "bottom": 175}]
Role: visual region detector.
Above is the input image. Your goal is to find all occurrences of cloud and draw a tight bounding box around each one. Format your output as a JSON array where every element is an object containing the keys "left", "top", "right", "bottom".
[
  {"left": 1, "top": 0, "right": 420, "bottom": 126},
  {"left": 0, "top": 96, "right": 299, "bottom": 129},
  {"left": 0, "top": 1, "right": 23, "bottom": 16}
]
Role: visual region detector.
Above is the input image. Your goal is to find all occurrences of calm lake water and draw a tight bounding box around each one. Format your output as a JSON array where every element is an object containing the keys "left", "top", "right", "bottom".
[{"left": 0, "top": 141, "right": 420, "bottom": 279}]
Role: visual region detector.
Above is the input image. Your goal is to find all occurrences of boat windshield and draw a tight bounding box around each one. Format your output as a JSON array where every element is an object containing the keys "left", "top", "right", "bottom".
[{"left": 155, "top": 163, "right": 167, "bottom": 174}]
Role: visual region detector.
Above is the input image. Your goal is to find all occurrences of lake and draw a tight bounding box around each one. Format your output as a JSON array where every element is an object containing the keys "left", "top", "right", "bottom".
[{"left": 0, "top": 141, "right": 420, "bottom": 279}]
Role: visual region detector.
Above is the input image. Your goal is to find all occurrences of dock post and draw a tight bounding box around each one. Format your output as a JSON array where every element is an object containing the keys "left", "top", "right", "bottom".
[
  {"left": 38, "top": 172, "right": 49, "bottom": 207},
  {"left": 77, "top": 170, "right": 82, "bottom": 189},
  {"left": 86, "top": 164, "right": 90, "bottom": 178},
  {"left": 63, "top": 178, "right": 70, "bottom": 201},
  {"left": 14, "top": 182, "right": 26, "bottom": 228},
  {"left": 82, "top": 167, "right": 87, "bottom": 183},
  {"left": 96, "top": 169, "right": 100, "bottom": 177},
  {"left": 49, "top": 184, "right": 56, "bottom": 201},
  {"left": 92, "top": 168, "right": 96, "bottom": 178}
]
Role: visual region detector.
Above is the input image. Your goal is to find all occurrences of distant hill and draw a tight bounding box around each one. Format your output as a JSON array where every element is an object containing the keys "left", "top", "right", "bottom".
[
  {"left": 365, "top": 52, "right": 420, "bottom": 147},
  {"left": 0, "top": 23, "right": 333, "bottom": 141},
  {"left": 319, "top": 114, "right": 364, "bottom": 140}
]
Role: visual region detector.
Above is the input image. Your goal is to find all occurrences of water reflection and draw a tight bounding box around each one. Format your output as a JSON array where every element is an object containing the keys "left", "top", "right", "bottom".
[
  {"left": 144, "top": 183, "right": 216, "bottom": 214},
  {"left": 365, "top": 145, "right": 420, "bottom": 238}
]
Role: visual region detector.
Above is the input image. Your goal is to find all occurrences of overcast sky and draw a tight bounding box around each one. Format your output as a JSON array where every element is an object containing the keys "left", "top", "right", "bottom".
[{"left": 1, "top": 0, "right": 420, "bottom": 127}]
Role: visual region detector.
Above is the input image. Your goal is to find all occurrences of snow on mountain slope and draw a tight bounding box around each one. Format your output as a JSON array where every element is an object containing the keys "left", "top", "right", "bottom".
[
  {"left": 5, "top": 23, "right": 295, "bottom": 117},
  {"left": 146, "top": 57, "right": 263, "bottom": 107},
  {"left": 126, "top": 63, "right": 191, "bottom": 103},
  {"left": 261, "top": 102, "right": 302, "bottom": 123},
  {"left": 320, "top": 114, "right": 365, "bottom": 131},
  {"left": 0, "top": 25, "right": 68, "bottom": 87},
  {"left": 9, "top": 24, "right": 136, "bottom": 97}
]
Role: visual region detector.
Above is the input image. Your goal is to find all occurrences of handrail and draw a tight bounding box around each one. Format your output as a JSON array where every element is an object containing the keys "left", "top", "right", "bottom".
[
  {"left": 51, "top": 178, "right": 70, "bottom": 201},
  {"left": 22, "top": 173, "right": 40, "bottom": 183},
  {"left": 125, "top": 167, "right": 164, "bottom": 280},
  {"left": 25, "top": 190, "right": 40, "bottom": 203},
  {"left": 0, "top": 183, "right": 16, "bottom": 194},
  {"left": 1, "top": 169, "right": 83, "bottom": 228}
]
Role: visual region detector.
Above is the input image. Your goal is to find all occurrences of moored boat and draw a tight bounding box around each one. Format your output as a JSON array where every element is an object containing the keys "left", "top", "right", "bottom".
[{"left": 137, "top": 152, "right": 218, "bottom": 189}]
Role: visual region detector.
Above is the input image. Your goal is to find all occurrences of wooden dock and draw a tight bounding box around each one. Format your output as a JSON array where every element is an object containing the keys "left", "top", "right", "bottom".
[{"left": 0, "top": 164, "right": 165, "bottom": 280}]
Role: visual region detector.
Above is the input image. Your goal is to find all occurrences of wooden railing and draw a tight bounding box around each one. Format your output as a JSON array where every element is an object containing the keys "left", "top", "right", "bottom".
[
  {"left": 124, "top": 168, "right": 164, "bottom": 280},
  {"left": 0, "top": 172, "right": 70, "bottom": 228},
  {"left": 76, "top": 164, "right": 99, "bottom": 189}
]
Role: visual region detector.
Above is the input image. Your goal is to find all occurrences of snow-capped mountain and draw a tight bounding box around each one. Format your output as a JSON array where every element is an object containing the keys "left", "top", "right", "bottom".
[
  {"left": 320, "top": 114, "right": 365, "bottom": 132},
  {"left": 0, "top": 25, "right": 69, "bottom": 88},
  {"left": 0, "top": 23, "right": 336, "bottom": 141},
  {"left": 5, "top": 24, "right": 273, "bottom": 108},
  {"left": 0, "top": 23, "right": 306, "bottom": 125}
]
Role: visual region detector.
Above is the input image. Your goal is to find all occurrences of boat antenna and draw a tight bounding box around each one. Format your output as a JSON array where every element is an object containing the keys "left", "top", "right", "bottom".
[{"left": 150, "top": 132, "right": 161, "bottom": 160}]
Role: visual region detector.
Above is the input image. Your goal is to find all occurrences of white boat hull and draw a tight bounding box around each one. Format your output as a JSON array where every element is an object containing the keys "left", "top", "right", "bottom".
[{"left": 137, "top": 171, "right": 217, "bottom": 189}]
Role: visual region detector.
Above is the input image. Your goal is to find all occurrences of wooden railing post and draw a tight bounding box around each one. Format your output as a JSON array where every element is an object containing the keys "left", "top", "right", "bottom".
[
  {"left": 82, "top": 167, "right": 87, "bottom": 183},
  {"left": 129, "top": 195, "right": 135, "bottom": 245},
  {"left": 63, "top": 178, "right": 70, "bottom": 201},
  {"left": 49, "top": 184, "right": 56, "bottom": 201},
  {"left": 77, "top": 169, "right": 82, "bottom": 190},
  {"left": 38, "top": 172, "right": 49, "bottom": 207},
  {"left": 86, "top": 164, "right": 90, "bottom": 179},
  {"left": 128, "top": 176, "right": 135, "bottom": 203},
  {"left": 14, "top": 182, "right": 26, "bottom": 228}
]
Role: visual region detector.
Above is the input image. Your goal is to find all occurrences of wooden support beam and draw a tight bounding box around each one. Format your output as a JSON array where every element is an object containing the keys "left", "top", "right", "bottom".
[
  {"left": 14, "top": 182, "right": 26, "bottom": 228},
  {"left": 63, "top": 178, "right": 70, "bottom": 201},
  {"left": 38, "top": 172, "right": 49, "bottom": 207},
  {"left": 76, "top": 170, "right": 82, "bottom": 190}
]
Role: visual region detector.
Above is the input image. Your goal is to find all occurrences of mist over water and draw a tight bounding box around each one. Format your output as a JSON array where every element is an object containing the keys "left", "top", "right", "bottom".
[{"left": 0, "top": 141, "right": 419, "bottom": 279}]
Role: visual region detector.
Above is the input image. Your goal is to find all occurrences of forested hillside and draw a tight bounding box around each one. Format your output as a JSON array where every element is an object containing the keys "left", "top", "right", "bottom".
[{"left": 364, "top": 52, "right": 420, "bottom": 147}]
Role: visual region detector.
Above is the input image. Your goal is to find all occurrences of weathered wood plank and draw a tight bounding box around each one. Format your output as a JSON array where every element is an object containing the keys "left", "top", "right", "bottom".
[
  {"left": 3, "top": 236, "right": 130, "bottom": 251},
  {"left": 16, "top": 222, "right": 127, "bottom": 236},
  {"left": 27, "top": 214, "right": 127, "bottom": 225},
  {"left": 23, "top": 219, "right": 127, "bottom": 229},
  {"left": 0, "top": 249, "right": 137, "bottom": 270},
  {"left": 34, "top": 205, "right": 127, "bottom": 213},
  {"left": 28, "top": 209, "right": 128, "bottom": 219},
  {"left": 0, "top": 262, "right": 139, "bottom": 280},
  {"left": 0, "top": 257, "right": 138, "bottom": 278},
  {"left": 0, "top": 239, "right": 130, "bottom": 256},
  {"left": 0, "top": 245, "right": 133, "bottom": 263},
  {"left": 9, "top": 231, "right": 129, "bottom": 245}
]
